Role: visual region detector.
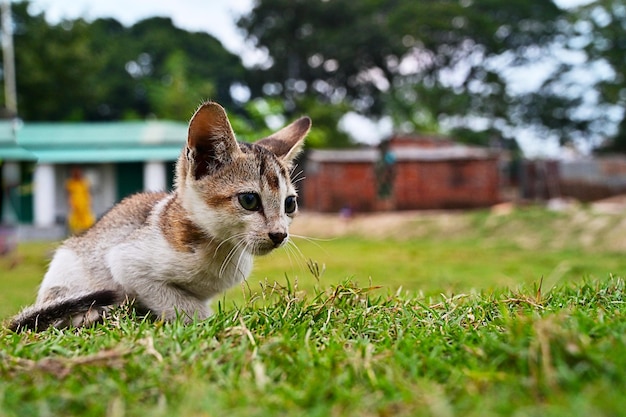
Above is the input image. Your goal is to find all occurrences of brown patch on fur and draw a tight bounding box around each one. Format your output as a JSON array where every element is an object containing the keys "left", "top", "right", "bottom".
[
  {"left": 256, "top": 149, "right": 281, "bottom": 190},
  {"left": 160, "top": 195, "right": 207, "bottom": 253},
  {"left": 266, "top": 170, "right": 280, "bottom": 190},
  {"left": 194, "top": 180, "right": 232, "bottom": 209}
]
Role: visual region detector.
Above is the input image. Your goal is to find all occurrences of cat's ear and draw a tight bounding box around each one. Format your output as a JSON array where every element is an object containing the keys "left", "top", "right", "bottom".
[
  {"left": 256, "top": 116, "right": 311, "bottom": 167},
  {"left": 186, "top": 102, "right": 242, "bottom": 179}
]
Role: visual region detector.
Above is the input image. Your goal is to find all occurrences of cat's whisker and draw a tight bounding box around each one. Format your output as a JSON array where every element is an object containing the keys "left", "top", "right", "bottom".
[
  {"left": 279, "top": 239, "right": 297, "bottom": 270},
  {"left": 214, "top": 232, "right": 246, "bottom": 250},
  {"left": 286, "top": 240, "right": 305, "bottom": 261},
  {"left": 219, "top": 238, "right": 247, "bottom": 279},
  {"left": 290, "top": 234, "right": 334, "bottom": 242},
  {"left": 219, "top": 250, "right": 237, "bottom": 279},
  {"left": 284, "top": 240, "right": 307, "bottom": 272},
  {"left": 225, "top": 240, "right": 247, "bottom": 277},
  {"left": 204, "top": 236, "right": 218, "bottom": 250},
  {"left": 290, "top": 168, "right": 305, "bottom": 184},
  {"left": 290, "top": 234, "right": 332, "bottom": 253},
  {"left": 234, "top": 242, "right": 253, "bottom": 281},
  {"left": 214, "top": 233, "right": 248, "bottom": 260},
  {"left": 289, "top": 163, "right": 301, "bottom": 176}
]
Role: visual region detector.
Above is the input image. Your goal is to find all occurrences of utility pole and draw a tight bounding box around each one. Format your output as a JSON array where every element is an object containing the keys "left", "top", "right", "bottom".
[{"left": 1, "top": 0, "right": 17, "bottom": 115}]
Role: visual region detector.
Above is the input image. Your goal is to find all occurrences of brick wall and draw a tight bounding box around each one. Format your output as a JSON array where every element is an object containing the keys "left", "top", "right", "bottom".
[
  {"left": 303, "top": 161, "right": 377, "bottom": 212},
  {"left": 394, "top": 159, "right": 499, "bottom": 210},
  {"left": 303, "top": 157, "right": 500, "bottom": 212}
]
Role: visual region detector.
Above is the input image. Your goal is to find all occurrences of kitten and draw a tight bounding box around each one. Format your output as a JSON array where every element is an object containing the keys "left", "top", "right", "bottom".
[{"left": 9, "top": 102, "right": 310, "bottom": 332}]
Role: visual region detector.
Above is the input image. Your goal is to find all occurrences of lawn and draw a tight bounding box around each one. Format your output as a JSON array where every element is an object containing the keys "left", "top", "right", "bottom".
[{"left": 1, "top": 206, "right": 626, "bottom": 416}]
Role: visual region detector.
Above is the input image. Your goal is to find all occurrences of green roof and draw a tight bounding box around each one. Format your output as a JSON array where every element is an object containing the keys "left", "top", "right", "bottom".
[
  {"left": 0, "top": 120, "right": 36, "bottom": 161},
  {"left": 16, "top": 120, "right": 188, "bottom": 163}
]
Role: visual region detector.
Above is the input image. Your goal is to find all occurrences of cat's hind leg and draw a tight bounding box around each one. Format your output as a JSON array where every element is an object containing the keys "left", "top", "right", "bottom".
[
  {"left": 36, "top": 248, "right": 91, "bottom": 304},
  {"left": 10, "top": 248, "right": 123, "bottom": 332}
]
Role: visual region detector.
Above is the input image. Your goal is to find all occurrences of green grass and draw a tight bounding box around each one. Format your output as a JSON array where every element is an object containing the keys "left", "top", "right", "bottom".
[
  {"left": 2, "top": 207, "right": 626, "bottom": 416},
  {"left": 1, "top": 279, "right": 625, "bottom": 416}
]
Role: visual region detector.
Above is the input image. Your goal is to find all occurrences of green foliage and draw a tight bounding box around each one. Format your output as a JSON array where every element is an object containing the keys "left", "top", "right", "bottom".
[
  {"left": 145, "top": 51, "right": 215, "bottom": 121},
  {"left": 12, "top": 4, "right": 101, "bottom": 121},
  {"left": 294, "top": 97, "right": 353, "bottom": 148},
  {"left": 229, "top": 97, "right": 352, "bottom": 148},
  {"left": 228, "top": 98, "right": 288, "bottom": 143},
  {"left": 9, "top": 6, "right": 245, "bottom": 122}
]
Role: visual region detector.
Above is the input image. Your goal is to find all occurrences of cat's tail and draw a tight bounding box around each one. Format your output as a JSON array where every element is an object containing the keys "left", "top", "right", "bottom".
[{"left": 8, "top": 290, "right": 123, "bottom": 332}]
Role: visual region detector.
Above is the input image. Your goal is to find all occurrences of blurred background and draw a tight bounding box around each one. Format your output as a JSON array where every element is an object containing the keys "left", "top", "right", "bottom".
[{"left": 2, "top": 0, "right": 626, "bottom": 313}]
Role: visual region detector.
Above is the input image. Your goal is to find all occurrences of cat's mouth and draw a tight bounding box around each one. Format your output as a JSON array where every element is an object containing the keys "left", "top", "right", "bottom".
[
  {"left": 250, "top": 239, "right": 287, "bottom": 256},
  {"left": 253, "top": 247, "right": 275, "bottom": 256}
]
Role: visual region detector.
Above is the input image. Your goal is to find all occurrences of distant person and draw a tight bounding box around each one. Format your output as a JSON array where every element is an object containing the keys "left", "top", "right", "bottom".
[
  {"left": 66, "top": 167, "right": 95, "bottom": 235},
  {"left": 375, "top": 140, "right": 396, "bottom": 211}
]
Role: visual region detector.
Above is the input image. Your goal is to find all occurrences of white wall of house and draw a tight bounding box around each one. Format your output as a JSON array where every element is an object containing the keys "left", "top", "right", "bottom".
[
  {"left": 33, "top": 163, "right": 55, "bottom": 227},
  {"left": 143, "top": 161, "right": 167, "bottom": 192},
  {"left": 97, "top": 164, "right": 117, "bottom": 216}
]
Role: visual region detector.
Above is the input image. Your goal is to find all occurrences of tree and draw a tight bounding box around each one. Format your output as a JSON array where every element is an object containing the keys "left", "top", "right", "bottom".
[
  {"left": 146, "top": 51, "right": 215, "bottom": 121},
  {"left": 87, "top": 16, "right": 246, "bottom": 121},
  {"left": 230, "top": 96, "right": 351, "bottom": 149},
  {"left": 12, "top": 3, "right": 101, "bottom": 120},
  {"left": 5, "top": 4, "right": 246, "bottom": 122},
  {"left": 569, "top": 0, "right": 626, "bottom": 152},
  {"left": 238, "top": 0, "right": 573, "bottom": 146},
  {"left": 125, "top": 17, "right": 246, "bottom": 119}
]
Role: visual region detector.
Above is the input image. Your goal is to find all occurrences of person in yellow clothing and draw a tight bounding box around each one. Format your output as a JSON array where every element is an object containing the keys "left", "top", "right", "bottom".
[{"left": 66, "top": 167, "right": 95, "bottom": 235}]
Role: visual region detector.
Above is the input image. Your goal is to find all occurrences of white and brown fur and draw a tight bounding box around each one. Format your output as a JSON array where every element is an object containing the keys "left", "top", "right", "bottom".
[{"left": 9, "top": 102, "right": 310, "bottom": 332}]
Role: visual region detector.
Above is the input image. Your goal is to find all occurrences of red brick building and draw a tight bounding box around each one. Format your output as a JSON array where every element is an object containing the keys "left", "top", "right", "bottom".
[{"left": 302, "top": 137, "right": 501, "bottom": 212}]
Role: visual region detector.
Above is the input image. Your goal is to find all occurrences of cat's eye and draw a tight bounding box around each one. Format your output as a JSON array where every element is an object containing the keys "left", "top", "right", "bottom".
[
  {"left": 238, "top": 193, "right": 261, "bottom": 211},
  {"left": 285, "top": 196, "right": 297, "bottom": 214}
]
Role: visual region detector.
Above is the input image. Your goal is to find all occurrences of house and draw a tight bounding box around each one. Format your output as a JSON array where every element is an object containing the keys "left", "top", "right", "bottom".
[
  {"left": 302, "top": 135, "right": 501, "bottom": 212},
  {"left": 0, "top": 119, "right": 35, "bottom": 249},
  {"left": 521, "top": 157, "right": 626, "bottom": 202},
  {"left": 0, "top": 119, "right": 36, "bottom": 224},
  {"left": 1, "top": 120, "right": 188, "bottom": 239}
]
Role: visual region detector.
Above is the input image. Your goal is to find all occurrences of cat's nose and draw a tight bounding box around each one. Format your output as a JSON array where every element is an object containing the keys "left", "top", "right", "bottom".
[{"left": 268, "top": 232, "right": 287, "bottom": 246}]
